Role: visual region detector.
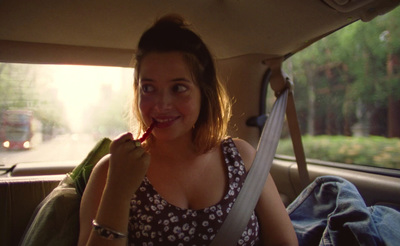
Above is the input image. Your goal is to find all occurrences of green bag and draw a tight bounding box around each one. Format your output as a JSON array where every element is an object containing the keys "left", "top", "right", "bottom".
[
  {"left": 69, "top": 137, "right": 111, "bottom": 197},
  {"left": 19, "top": 138, "right": 111, "bottom": 246}
]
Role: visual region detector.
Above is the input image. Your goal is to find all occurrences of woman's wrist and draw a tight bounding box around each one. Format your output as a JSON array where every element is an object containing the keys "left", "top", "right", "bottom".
[
  {"left": 104, "top": 177, "right": 138, "bottom": 201},
  {"left": 93, "top": 188, "right": 131, "bottom": 242},
  {"left": 92, "top": 220, "right": 127, "bottom": 240}
]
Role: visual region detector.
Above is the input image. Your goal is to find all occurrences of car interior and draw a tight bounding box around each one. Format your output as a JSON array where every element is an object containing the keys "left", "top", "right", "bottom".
[{"left": 1, "top": 0, "right": 400, "bottom": 245}]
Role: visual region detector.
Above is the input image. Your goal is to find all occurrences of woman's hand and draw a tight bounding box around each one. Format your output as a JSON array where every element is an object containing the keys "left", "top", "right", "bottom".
[{"left": 107, "top": 132, "right": 150, "bottom": 198}]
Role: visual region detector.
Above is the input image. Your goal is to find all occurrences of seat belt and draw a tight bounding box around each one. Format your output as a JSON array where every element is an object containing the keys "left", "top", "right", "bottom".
[
  {"left": 210, "top": 71, "right": 310, "bottom": 245},
  {"left": 210, "top": 85, "right": 290, "bottom": 246},
  {"left": 286, "top": 90, "right": 310, "bottom": 189}
]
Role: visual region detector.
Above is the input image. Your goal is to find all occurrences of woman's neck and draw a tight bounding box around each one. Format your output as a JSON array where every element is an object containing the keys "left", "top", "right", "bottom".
[{"left": 149, "top": 135, "right": 199, "bottom": 162}]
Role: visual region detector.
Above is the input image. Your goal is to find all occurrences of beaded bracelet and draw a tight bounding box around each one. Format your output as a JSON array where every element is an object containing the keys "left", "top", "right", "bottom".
[{"left": 92, "top": 220, "right": 127, "bottom": 240}]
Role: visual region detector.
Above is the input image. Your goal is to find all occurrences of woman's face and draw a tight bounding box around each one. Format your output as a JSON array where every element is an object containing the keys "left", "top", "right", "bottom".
[{"left": 138, "top": 52, "right": 202, "bottom": 142}]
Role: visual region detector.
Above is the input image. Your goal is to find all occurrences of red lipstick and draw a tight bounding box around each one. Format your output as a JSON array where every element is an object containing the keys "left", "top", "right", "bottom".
[{"left": 138, "top": 122, "right": 155, "bottom": 143}]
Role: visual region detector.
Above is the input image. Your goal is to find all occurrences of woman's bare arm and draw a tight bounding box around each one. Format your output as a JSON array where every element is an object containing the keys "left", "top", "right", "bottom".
[{"left": 78, "top": 132, "right": 150, "bottom": 246}]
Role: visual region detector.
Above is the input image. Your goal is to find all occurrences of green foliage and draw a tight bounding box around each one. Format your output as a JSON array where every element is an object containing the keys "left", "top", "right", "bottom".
[
  {"left": 277, "top": 136, "right": 400, "bottom": 169},
  {"left": 285, "top": 7, "right": 400, "bottom": 137}
]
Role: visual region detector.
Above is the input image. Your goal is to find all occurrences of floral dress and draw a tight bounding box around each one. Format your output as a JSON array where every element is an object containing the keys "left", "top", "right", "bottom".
[{"left": 128, "top": 137, "right": 260, "bottom": 246}]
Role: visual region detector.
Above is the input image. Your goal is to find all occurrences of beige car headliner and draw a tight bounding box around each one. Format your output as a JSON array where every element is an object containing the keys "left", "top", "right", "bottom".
[{"left": 0, "top": 0, "right": 399, "bottom": 66}]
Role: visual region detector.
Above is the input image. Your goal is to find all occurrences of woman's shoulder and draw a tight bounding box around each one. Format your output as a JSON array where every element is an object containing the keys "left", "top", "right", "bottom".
[
  {"left": 92, "top": 153, "right": 111, "bottom": 174},
  {"left": 85, "top": 154, "right": 111, "bottom": 188},
  {"left": 223, "top": 137, "right": 256, "bottom": 171}
]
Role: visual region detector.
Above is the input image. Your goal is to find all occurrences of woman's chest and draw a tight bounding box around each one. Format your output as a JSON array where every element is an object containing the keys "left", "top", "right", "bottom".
[{"left": 146, "top": 149, "right": 227, "bottom": 210}]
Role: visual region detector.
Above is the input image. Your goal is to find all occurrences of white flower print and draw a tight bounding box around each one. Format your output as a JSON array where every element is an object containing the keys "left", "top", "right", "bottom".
[
  {"left": 189, "top": 227, "right": 196, "bottom": 235},
  {"left": 182, "top": 223, "right": 190, "bottom": 231},
  {"left": 170, "top": 215, "right": 179, "bottom": 222},
  {"left": 173, "top": 226, "right": 181, "bottom": 234},
  {"left": 167, "top": 235, "right": 176, "bottom": 241}
]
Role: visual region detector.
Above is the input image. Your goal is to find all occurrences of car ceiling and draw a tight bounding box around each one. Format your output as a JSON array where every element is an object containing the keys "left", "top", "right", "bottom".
[{"left": 0, "top": 0, "right": 399, "bottom": 67}]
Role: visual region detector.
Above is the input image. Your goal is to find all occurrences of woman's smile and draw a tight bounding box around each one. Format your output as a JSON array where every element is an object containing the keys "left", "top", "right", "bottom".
[{"left": 152, "top": 115, "right": 181, "bottom": 128}]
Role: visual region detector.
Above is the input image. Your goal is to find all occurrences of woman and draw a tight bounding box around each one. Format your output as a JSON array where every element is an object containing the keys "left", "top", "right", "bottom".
[{"left": 78, "top": 14, "right": 298, "bottom": 246}]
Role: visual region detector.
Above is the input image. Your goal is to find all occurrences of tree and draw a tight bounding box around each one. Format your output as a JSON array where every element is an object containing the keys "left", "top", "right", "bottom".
[{"left": 287, "top": 6, "right": 400, "bottom": 137}]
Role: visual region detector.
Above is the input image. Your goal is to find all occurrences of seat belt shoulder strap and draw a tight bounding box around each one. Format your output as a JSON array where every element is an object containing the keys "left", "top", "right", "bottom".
[{"left": 210, "top": 88, "right": 289, "bottom": 246}]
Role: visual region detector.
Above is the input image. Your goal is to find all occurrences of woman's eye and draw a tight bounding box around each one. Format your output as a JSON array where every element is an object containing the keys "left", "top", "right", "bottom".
[
  {"left": 141, "top": 84, "right": 155, "bottom": 93},
  {"left": 173, "top": 84, "right": 188, "bottom": 93}
]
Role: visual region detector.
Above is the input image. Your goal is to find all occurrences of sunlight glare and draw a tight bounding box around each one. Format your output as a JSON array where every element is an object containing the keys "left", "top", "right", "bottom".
[{"left": 49, "top": 65, "right": 133, "bottom": 132}]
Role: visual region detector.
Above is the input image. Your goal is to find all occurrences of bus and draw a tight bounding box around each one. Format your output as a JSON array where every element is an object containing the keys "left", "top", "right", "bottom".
[{"left": 0, "top": 110, "right": 43, "bottom": 150}]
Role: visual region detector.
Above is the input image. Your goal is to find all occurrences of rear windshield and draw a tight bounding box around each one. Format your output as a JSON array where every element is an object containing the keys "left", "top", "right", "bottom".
[{"left": 0, "top": 64, "right": 134, "bottom": 167}]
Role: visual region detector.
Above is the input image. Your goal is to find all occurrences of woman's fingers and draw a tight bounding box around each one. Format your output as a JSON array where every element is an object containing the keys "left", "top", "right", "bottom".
[
  {"left": 109, "top": 132, "right": 150, "bottom": 169},
  {"left": 110, "top": 132, "right": 145, "bottom": 154},
  {"left": 110, "top": 132, "right": 133, "bottom": 150}
]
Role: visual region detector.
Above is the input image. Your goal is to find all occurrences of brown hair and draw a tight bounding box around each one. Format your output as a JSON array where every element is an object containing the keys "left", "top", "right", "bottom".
[{"left": 132, "top": 14, "right": 231, "bottom": 152}]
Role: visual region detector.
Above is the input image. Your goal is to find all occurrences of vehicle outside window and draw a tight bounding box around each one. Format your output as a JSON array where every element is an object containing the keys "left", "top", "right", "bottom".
[
  {"left": 1, "top": 109, "right": 42, "bottom": 150},
  {"left": 278, "top": 7, "right": 400, "bottom": 171},
  {"left": 0, "top": 64, "right": 134, "bottom": 170}
]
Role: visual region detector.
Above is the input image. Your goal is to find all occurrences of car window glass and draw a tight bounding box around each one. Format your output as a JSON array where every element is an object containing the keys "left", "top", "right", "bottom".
[
  {"left": 278, "top": 7, "right": 400, "bottom": 170},
  {"left": 0, "top": 63, "right": 134, "bottom": 168}
]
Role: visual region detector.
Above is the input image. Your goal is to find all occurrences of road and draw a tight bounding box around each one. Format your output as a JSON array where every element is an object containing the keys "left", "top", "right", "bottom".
[{"left": 0, "top": 134, "right": 98, "bottom": 168}]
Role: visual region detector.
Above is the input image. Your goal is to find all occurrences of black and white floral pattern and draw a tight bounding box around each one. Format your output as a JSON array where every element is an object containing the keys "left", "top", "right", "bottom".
[{"left": 128, "top": 138, "right": 260, "bottom": 246}]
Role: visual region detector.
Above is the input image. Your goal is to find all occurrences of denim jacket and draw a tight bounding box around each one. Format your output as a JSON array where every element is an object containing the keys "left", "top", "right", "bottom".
[{"left": 287, "top": 176, "right": 400, "bottom": 246}]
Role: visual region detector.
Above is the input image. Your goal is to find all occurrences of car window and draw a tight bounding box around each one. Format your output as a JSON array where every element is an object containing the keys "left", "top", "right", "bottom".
[
  {"left": 0, "top": 63, "right": 134, "bottom": 167},
  {"left": 278, "top": 7, "right": 400, "bottom": 170}
]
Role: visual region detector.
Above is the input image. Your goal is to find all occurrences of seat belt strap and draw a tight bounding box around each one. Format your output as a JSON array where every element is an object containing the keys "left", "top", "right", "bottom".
[
  {"left": 210, "top": 88, "right": 289, "bottom": 246},
  {"left": 286, "top": 92, "right": 310, "bottom": 189}
]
